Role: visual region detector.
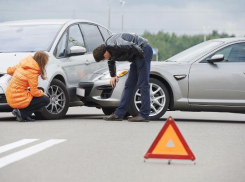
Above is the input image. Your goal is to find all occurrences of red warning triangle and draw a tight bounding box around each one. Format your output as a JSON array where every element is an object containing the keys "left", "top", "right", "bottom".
[{"left": 144, "top": 116, "right": 195, "bottom": 161}]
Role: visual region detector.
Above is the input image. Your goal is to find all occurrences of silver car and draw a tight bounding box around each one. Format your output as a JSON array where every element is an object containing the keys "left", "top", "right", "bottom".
[
  {"left": 77, "top": 37, "right": 245, "bottom": 119},
  {"left": 0, "top": 19, "right": 111, "bottom": 119}
]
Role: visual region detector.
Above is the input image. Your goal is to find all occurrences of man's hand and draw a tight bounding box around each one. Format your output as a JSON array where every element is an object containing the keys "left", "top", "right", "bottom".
[{"left": 110, "top": 76, "right": 119, "bottom": 88}]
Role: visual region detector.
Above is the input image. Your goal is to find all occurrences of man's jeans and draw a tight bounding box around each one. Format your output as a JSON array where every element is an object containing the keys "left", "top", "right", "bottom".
[{"left": 115, "top": 44, "right": 153, "bottom": 119}]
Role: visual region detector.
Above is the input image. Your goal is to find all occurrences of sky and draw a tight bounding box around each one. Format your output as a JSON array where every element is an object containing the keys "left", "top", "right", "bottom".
[{"left": 0, "top": 0, "right": 245, "bottom": 36}]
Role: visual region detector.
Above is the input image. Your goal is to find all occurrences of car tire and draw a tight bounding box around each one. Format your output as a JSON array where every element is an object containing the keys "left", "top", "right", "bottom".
[
  {"left": 102, "top": 107, "right": 130, "bottom": 119},
  {"left": 128, "top": 78, "right": 170, "bottom": 120},
  {"left": 35, "top": 79, "right": 69, "bottom": 120}
]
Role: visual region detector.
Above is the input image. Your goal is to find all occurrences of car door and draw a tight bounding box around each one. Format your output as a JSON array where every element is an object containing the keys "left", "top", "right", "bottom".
[
  {"left": 188, "top": 42, "right": 245, "bottom": 107},
  {"left": 79, "top": 24, "right": 109, "bottom": 76},
  {"left": 56, "top": 24, "right": 92, "bottom": 87}
]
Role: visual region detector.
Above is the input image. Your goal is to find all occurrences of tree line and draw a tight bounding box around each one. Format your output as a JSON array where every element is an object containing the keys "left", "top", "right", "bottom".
[{"left": 141, "top": 30, "right": 236, "bottom": 61}]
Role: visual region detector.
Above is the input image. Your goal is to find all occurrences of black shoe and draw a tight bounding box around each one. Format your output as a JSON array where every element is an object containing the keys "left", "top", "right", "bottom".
[
  {"left": 19, "top": 117, "right": 35, "bottom": 122},
  {"left": 12, "top": 109, "right": 23, "bottom": 121},
  {"left": 103, "top": 113, "right": 122, "bottom": 121}
]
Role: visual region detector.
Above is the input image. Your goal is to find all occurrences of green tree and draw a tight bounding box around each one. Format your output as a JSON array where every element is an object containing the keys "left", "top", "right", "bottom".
[{"left": 142, "top": 30, "right": 235, "bottom": 61}]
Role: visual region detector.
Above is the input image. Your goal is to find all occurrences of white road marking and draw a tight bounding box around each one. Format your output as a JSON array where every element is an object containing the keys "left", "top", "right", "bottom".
[
  {"left": 0, "top": 139, "right": 66, "bottom": 169},
  {"left": 0, "top": 139, "right": 39, "bottom": 154}
]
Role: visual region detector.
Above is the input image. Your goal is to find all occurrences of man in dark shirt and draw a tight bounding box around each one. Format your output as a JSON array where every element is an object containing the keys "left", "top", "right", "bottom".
[{"left": 93, "top": 33, "right": 153, "bottom": 122}]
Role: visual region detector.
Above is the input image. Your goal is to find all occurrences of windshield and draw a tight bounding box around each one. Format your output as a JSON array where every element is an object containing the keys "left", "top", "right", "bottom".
[
  {"left": 0, "top": 24, "right": 61, "bottom": 53},
  {"left": 167, "top": 41, "right": 224, "bottom": 62}
]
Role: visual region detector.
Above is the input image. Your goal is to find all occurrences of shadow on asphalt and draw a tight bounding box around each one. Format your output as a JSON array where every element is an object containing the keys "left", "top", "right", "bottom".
[
  {"left": 0, "top": 117, "right": 16, "bottom": 122},
  {"left": 158, "top": 117, "right": 245, "bottom": 124},
  {"left": 64, "top": 114, "right": 245, "bottom": 124},
  {"left": 0, "top": 114, "right": 245, "bottom": 124}
]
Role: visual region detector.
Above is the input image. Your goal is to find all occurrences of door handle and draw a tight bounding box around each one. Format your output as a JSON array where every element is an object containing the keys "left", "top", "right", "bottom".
[{"left": 85, "top": 60, "right": 90, "bottom": 65}]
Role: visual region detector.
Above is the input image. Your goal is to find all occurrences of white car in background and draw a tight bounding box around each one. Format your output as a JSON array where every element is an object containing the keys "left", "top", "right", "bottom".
[{"left": 0, "top": 19, "right": 111, "bottom": 119}]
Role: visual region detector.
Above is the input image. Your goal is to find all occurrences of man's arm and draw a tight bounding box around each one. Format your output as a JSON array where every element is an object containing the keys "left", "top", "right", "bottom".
[
  {"left": 107, "top": 60, "right": 119, "bottom": 88},
  {"left": 108, "top": 60, "right": 116, "bottom": 77}
]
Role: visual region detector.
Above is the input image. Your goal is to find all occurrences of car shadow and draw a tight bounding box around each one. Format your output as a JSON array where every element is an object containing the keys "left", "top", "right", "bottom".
[
  {"left": 152, "top": 117, "right": 245, "bottom": 124},
  {"left": 65, "top": 114, "right": 245, "bottom": 124},
  {"left": 0, "top": 117, "right": 17, "bottom": 122},
  {"left": 64, "top": 114, "right": 105, "bottom": 120},
  {"left": 0, "top": 114, "right": 245, "bottom": 124}
]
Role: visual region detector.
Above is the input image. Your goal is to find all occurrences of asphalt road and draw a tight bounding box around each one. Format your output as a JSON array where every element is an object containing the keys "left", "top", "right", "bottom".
[{"left": 0, "top": 107, "right": 245, "bottom": 182}]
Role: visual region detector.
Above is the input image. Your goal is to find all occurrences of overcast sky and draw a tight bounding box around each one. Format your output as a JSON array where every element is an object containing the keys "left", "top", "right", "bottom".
[{"left": 0, "top": 0, "right": 245, "bottom": 36}]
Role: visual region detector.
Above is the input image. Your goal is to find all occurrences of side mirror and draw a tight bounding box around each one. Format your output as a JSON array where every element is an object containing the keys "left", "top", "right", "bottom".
[
  {"left": 68, "top": 46, "right": 86, "bottom": 56},
  {"left": 207, "top": 54, "right": 224, "bottom": 63}
]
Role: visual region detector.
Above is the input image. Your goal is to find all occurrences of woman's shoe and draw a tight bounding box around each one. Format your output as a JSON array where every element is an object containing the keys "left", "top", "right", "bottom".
[
  {"left": 19, "top": 117, "right": 35, "bottom": 122},
  {"left": 12, "top": 109, "right": 23, "bottom": 121}
]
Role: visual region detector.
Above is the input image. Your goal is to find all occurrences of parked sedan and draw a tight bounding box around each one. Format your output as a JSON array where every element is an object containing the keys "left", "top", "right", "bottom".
[
  {"left": 0, "top": 19, "right": 111, "bottom": 119},
  {"left": 77, "top": 37, "right": 245, "bottom": 119}
]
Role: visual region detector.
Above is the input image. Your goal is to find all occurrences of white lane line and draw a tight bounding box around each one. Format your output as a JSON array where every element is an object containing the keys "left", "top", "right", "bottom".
[
  {"left": 0, "top": 139, "right": 66, "bottom": 169},
  {"left": 0, "top": 139, "right": 39, "bottom": 154}
]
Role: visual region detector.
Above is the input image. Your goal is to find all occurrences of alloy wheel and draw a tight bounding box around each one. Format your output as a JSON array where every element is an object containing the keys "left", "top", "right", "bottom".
[
  {"left": 134, "top": 83, "right": 166, "bottom": 117},
  {"left": 46, "top": 85, "right": 66, "bottom": 114}
]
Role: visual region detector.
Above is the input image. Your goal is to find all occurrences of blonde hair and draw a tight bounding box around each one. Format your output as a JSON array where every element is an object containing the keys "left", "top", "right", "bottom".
[{"left": 33, "top": 51, "right": 49, "bottom": 80}]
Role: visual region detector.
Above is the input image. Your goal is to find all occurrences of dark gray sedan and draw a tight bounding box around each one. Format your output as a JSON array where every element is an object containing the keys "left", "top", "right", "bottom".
[{"left": 77, "top": 37, "right": 245, "bottom": 119}]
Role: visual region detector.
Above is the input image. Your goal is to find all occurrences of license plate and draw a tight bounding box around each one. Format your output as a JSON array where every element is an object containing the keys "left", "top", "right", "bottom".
[{"left": 76, "top": 88, "right": 85, "bottom": 97}]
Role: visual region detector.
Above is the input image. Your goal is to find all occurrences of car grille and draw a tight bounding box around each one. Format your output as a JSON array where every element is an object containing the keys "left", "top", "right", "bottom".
[
  {"left": 0, "top": 94, "right": 7, "bottom": 103},
  {"left": 97, "top": 85, "right": 114, "bottom": 99}
]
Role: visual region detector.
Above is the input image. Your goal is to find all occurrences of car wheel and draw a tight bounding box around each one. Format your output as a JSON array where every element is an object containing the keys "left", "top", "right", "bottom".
[
  {"left": 128, "top": 78, "right": 170, "bottom": 120},
  {"left": 35, "top": 79, "right": 69, "bottom": 120},
  {"left": 102, "top": 107, "right": 130, "bottom": 119}
]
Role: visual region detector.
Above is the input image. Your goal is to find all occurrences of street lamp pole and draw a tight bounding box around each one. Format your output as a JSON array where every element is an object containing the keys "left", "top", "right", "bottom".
[
  {"left": 108, "top": 0, "right": 111, "bottom": 29},
  {"left": 119, "top": 0, "right": 125, "bottom": 32},
  {"left": 203, "top": 26, "right": 206, "bottom": 42}
]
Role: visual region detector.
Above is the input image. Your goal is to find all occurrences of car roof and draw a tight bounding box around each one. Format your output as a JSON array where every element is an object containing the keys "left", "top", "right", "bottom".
[
  {"left": 210, "top": 37, "right": 245, "bottom": 43},
  {"left": 0, "top": 19, "right": 99, "bottom": 26}
]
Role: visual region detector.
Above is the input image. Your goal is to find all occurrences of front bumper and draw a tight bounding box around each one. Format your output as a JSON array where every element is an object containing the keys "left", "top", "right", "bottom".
[
  {"left": 0, "top": 91, "right": 11, "bottom": 112},
  {"left": 77, "top": 75, "right": 128, "bottom": 108}
]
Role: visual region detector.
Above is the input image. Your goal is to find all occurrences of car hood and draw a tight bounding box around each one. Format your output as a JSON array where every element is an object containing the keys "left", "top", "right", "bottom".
[
  {"left": 0, "top": 53, "right": 35, "bottom": 74},
  {"left": 92, "top": 61, "right": 182, "bottom": 75},
  {"left": 151, "top": 61, "right": 182, "bottom": 66}
]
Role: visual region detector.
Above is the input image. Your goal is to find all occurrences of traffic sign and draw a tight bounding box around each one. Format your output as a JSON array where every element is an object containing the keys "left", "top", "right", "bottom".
[
  {"left": 144, "top": 116, "right": 195, "bottom": 161},
  {"left": 152, "top": 48, "right": 158, "bottom": 55}
]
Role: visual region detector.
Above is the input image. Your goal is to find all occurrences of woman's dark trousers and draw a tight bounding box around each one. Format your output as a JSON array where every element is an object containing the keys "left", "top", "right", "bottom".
[{"left": 19, "top": 96, "right": 50, "bottom": 119}]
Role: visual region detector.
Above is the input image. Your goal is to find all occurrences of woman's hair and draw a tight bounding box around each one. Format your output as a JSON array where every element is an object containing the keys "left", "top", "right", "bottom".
[
  {"left": 33, "top": 51, "right": 49, "bottom": 80},
  {"left": 93, "top": 44, "right": 106, "bottom": 62}
]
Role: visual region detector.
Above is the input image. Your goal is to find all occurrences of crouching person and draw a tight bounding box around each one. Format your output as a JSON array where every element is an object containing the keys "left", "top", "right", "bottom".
[{"left": 6, "top": 51, "right": 50, "bottom": 122}]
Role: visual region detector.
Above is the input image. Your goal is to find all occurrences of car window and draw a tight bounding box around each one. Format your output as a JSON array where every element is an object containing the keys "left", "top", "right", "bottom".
[
  {"left": 0, "top": 24, "right": 61, "bottom": 52},
  {"left": 55, "top": 31, "right": 67, "bottom": 58},
  {"left": 79, "top": 24, "right": 104, "bottom": 53},
  {"left": 213, "top": 43, "right": 245, "bottom": 62},
  {"left": 167, "top": 41, "right": 224, "bottom": 63},
  {"left": 67, "top": 25, "right": 85, "bottom": 52},
  {"left": 98, "top": 26, "right": 111, "bottom": 41}
]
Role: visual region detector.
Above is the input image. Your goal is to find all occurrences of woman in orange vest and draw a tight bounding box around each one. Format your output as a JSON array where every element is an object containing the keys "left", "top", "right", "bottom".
[{"left": 6, "top": 51, "right": 50, "bottom": 122}]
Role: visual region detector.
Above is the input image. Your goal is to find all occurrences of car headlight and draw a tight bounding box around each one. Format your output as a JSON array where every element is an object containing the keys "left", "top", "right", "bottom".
[
  {"left": 101, "top": 69, "right": 129, "bottom": 79},
  {"left": 117, "top": 70, "right": 128, "bottom": 77}
]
